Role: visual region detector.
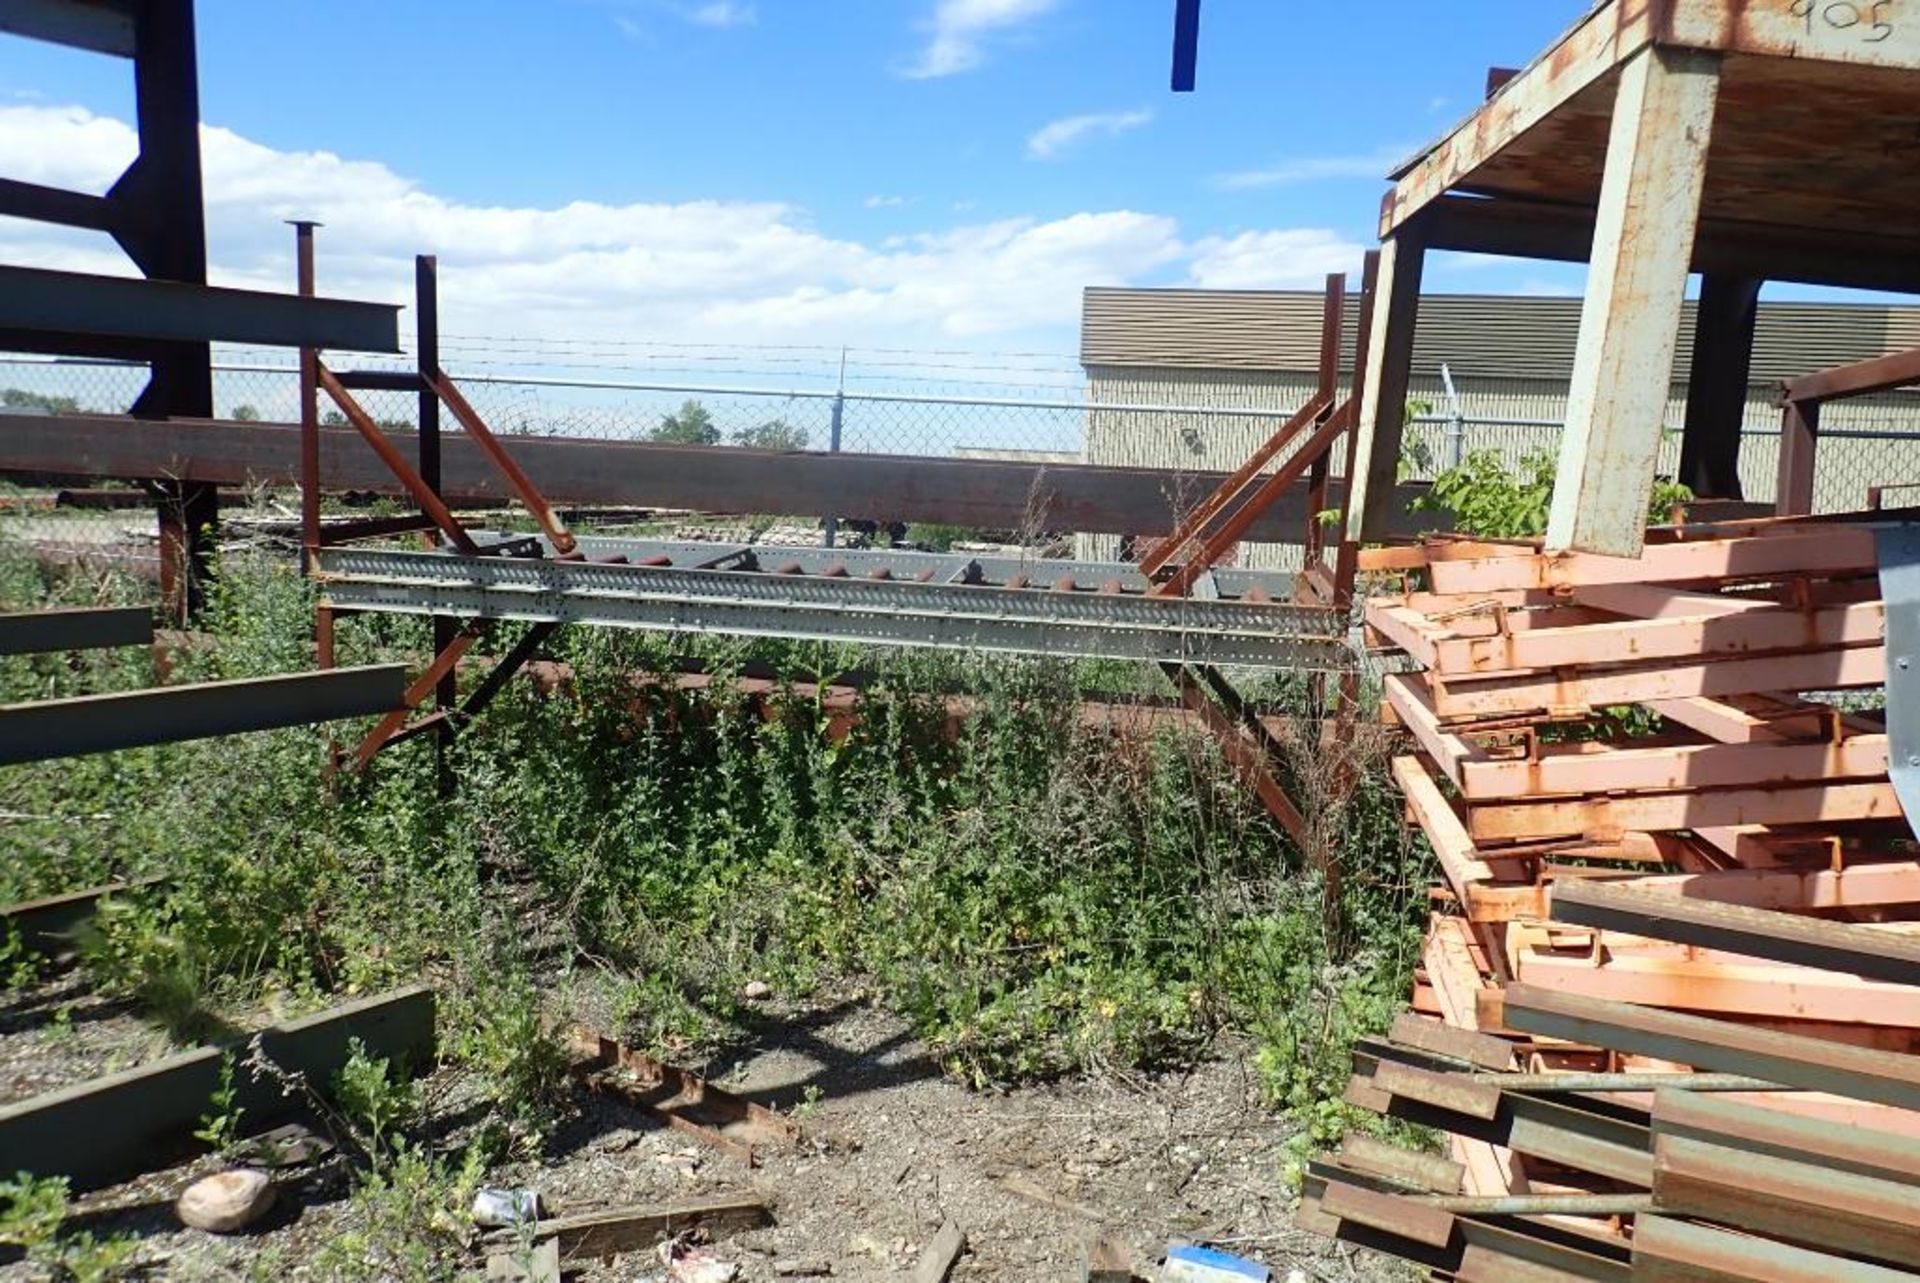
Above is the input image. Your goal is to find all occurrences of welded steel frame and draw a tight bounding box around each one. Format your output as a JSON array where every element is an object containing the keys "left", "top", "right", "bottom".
[
  {"left": 1776, "top": 345, "right": 1920, "bottom": 517},
  {"left": 1346, "top": 0, "right": 1920, "bottom": 558}
]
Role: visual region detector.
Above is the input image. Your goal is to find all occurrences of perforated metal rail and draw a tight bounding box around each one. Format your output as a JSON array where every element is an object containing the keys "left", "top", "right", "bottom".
[{"left": 315, "top": 537, "right": 1353, "bottom": 672}]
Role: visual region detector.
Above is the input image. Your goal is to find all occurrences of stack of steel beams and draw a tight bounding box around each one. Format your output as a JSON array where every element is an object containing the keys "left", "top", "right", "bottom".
[{"left": 1299, "top": 513, "right": 1920, "bottom": 1280}]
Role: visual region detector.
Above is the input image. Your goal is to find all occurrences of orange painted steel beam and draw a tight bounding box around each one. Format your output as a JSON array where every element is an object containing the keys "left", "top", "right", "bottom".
[
  {"left": 1423, "top": 525, "right": 1879, "bottom": 595},
  {"left": 1421, "top": 600, "right": 1884, "bottom": 677},
  {"left": 1516, "top": 951, "right": 1920, "bottom": 1028},
  {"left": 1137, "top": 390, "right": 1332, "bottom": 577},
  {"left": 1466, "top": 780, "right": 1904, "bottom": 843},
  {"left": 1463, "top": 734, "right": 1888, "bottom": 801},
  {"left": 1652, "top": 695, "right": 1828, "bottom": 745},
  {"left": 1384, "top": 673, "right": 1890, "bottom": 801},
  {"left": 1393, "top": 755, "right": 1498, "bottom": 909},
  {"left": 316, "top": 364, "right": 479, "bottom": 556},
  {"left": 1427, "top": 643, "right": 1885, "bottom": 720},
  {"left": 427, "top": 372, "right": 580, "bottom": 559}
]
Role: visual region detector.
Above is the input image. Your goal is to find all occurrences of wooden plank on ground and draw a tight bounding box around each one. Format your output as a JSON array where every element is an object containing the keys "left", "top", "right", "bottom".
[
  {"left": 517, "top": 1195, "right": 772, "bottom": 1262},
  {"left": 913, "top": 1220, "right": 967, "bottom": 1283}
]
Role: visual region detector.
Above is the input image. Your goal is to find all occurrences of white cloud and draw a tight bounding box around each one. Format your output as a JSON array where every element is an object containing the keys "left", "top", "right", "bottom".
[
  {"left": 0, "top": 104, "right": 1375, "bottom": 357},
  {"left": 1211, "top": 147, "right": 1407, "bottom": 191},
  {"left": 687, "top": 1, "right": 755, "bottom": 27},
  {"left": 1186, "top": 229, "right": 1370, "bottom": 291},
  {"left": 864, "top": 194, "right": 910, "bottom": 208},
  {"left": 1026, "top": 108, "right": 1151, "bottom": 160},
  {"left": 903, "top": 0, "right": 1060, "bottom": 79},
  {"left": 0, "top": 105, "right": 1212, "bottom": 349}
]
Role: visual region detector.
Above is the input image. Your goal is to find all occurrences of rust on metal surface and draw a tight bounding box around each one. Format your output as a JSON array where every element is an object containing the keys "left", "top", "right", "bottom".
[{"left": 565, "top": 1028, "right": 799, "bottom": 1167}]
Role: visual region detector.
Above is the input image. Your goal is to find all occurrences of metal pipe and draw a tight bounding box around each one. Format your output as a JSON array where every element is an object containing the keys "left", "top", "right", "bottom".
[{"left": 291, "top": 220, "right": 320, "bottom": 576}]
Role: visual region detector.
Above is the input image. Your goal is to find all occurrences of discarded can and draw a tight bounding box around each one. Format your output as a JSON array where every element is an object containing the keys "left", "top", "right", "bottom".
[
  {"left": 1161, "top": 1244, "right": 1270, "bottom": 1283},
  {"left": 471, "top": 1187, "right": 542, "bottom": 1228}
]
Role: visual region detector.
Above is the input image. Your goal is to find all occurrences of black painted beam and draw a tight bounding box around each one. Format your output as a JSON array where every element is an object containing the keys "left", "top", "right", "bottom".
[
  {"left": 0, "top": 265, "right": 402, "bottom": 354},
  {"left": 0, "top": 664, "right": 406, "bottom": 764}
]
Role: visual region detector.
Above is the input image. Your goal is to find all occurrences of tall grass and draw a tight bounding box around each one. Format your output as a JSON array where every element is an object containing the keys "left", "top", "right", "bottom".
[{"left": 0, "top": 549, "right": 1428, "bottom": 1153}]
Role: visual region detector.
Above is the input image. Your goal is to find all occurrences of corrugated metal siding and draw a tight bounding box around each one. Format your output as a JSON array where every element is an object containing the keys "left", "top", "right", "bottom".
[{"left": 1083, "top": 288, "right": 1920, "bottom": 383}]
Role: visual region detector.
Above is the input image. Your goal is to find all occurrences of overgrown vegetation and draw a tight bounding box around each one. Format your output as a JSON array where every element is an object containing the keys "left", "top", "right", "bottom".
[
  {"left": 1412, "top": 447, "right": 1693, "bottom": 537},
  {"left": 0, "top": 1173, "right": 138, "bottom": 1282},
  {"left": 0, "top": 537, "right": 1428, "bottom": 1267}
]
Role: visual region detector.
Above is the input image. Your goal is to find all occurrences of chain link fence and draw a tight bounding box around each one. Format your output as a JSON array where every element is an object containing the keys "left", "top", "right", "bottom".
[{"left": 3, "top": 352, "right": 1918, "bottom": 575}]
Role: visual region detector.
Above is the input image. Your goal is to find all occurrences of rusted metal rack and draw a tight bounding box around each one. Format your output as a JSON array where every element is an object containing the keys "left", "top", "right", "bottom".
[
  {"left": 1344, "top": 0, "right": 1920, "bottom": 558},
  {"left": 1777, "top": 344, "right": 1920, "bottom": 518},
  {"left": 292, "top": 245, "right": 1377, "bottom": 855},
  {"left": 1299, "top": 513, "right": 1920, "bottom": 1279}
]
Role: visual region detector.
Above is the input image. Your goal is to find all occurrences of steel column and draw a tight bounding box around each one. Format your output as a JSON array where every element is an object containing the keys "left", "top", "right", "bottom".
[{"left": 1678, "top": 274, "right": 1761, "bottom": 501}]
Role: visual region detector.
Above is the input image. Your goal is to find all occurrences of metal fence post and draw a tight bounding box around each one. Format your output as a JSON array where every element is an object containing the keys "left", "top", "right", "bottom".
[
  {"left": 823, "top": 347, "right": 846, "bottom": 548},
  {"left": 1440, "top": 362, "right": 1466, "bottom": 471}
]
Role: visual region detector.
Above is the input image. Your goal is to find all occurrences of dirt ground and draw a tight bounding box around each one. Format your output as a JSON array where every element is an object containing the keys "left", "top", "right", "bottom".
[{"left": 2, "top": 981, "right": 1401, "bottom": 1281}]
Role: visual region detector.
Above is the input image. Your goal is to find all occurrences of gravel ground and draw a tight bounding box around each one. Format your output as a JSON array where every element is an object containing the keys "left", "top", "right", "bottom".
[{"left": 1, "top": 984, "right": 1402, "bottom": 1281}]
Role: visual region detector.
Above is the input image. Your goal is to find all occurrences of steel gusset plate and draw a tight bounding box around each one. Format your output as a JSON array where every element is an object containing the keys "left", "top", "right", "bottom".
[{"left": 1876, "top": 523, "right": 1920, "bottom": 835}]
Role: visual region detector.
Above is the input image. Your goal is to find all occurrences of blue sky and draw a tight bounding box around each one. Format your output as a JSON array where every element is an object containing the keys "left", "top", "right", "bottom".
[{"left": 0, "top": 1, "right": 1600, "bottom": 369}]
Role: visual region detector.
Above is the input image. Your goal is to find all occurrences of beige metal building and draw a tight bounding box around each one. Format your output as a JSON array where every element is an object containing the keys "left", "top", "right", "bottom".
[{"left": 1080, "top": 288, "right": 1920, "bottom": 533}]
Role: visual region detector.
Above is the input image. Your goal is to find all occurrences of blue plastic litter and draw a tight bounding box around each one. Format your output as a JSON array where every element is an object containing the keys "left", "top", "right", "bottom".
[{"left": 1162, "top": 1244, "right": 1270, "bottom": 1282}]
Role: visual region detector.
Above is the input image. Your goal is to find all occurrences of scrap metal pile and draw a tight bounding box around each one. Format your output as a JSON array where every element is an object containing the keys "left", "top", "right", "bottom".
[{"left": 1300, "top": 516, "right": 1920, "bottom": 1280}]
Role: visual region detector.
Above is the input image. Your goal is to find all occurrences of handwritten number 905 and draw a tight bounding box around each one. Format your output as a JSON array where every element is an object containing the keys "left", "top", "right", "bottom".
[
  {"left": 1791, "top": 0, "right": 1897, "bottom": 39},
  {"left": 1789, "top": 0, "right": 1896, "bottom": 39}
]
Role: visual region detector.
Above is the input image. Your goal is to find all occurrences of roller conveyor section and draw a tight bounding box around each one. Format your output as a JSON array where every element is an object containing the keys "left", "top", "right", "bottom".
[{"left": 313, "top": 534, "right": 1353, "bottom": 671}]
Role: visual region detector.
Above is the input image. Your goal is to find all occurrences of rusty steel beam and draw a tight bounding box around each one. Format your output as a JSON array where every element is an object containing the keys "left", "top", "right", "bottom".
[
  {"left": 0, "top": 412, "right": 1441, "bottom": 540},
  {"left": 1633, "top": 1213, "right": 1911, "bottom": 1283},
  {"left": 1549, "top": 879, "right": 1920, "bottom": 985},
  {"left": 1503, "top": 984, "right": 1920, "bottom": 1112},
  {"left": 1782, "top": 346, "right": 1920, "bottom": 405}
]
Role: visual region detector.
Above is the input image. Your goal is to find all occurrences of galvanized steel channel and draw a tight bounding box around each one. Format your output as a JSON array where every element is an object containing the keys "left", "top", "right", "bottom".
[{"left": 315, "top": 546, "right": 1351, "bottom": 671}]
